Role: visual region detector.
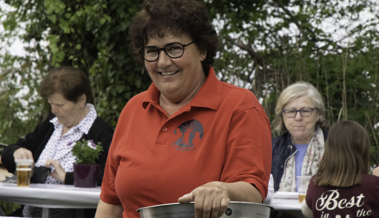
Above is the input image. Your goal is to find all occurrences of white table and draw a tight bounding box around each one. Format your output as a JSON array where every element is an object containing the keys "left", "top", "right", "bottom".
[
  {"left": 0, "top": 183, "right": 100, "bottom": 217},
  {"left": 267, "top": 192, "right": 305, "bottom": 218},
  {"left": 0, "top": 183, "right": 304, "bottom": 218}
]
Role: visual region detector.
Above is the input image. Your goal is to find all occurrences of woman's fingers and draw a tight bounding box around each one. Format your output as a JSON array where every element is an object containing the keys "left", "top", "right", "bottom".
[
  {"left": 178, "top": 192, "right": 194, "bottom": 203},
  {"left": 44, "top": 158, "right": 66, "bottom": 182},
  {"left": 219, "top": 197, "right": 229, "bottom": 217},
  {"left": 180, "top": 182, "right": 230, "bottom": 218},
  {"left": 13, "top": 148, "right": 34, "bottom": 161}
]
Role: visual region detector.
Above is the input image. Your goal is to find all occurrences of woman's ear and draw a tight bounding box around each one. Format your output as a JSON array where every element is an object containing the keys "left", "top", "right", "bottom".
[
  {"left": 79, "top": 94, "right": 87, "bottom": 106},
  {"left": 199, "top": 49, "right": 207, "bottom": 62}
]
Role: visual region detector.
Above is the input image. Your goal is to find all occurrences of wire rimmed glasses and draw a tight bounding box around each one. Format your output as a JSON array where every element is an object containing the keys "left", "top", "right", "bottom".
[
  {"left": 282, "top": 107, "right": 316, "bottom": 118},
  {"left": 141, "top": 41, "right": 194, "bottom": 62}
]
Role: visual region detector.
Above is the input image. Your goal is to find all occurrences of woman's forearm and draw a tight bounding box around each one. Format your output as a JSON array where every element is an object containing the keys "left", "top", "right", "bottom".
[
  {"left": 95, "top": 200, "right": 123, "bottom": 218},
  {"left": 223, "top": 181, "right": 263, "bottom": 203}
]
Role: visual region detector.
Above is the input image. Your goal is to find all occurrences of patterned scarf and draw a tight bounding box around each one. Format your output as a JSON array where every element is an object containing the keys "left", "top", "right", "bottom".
[{"left": 278, "top": 127, "right": 325, "bottom": 192}]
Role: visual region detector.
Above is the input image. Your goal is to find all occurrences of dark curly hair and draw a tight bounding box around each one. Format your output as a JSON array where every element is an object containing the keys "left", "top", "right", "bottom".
[{"left": 130, "top": 0, "right": 218, "bottom": 74}]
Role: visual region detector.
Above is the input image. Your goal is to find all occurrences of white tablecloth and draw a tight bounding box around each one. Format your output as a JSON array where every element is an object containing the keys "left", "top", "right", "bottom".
[
  {"left": 0, "top": 183, "right": 100, "bottom": 208},
  {"left": 265, "top": 192, "right": 305, "bottom": 218},
  {"left": 269, "top": 192, "right": 301, "bottom": 210}
]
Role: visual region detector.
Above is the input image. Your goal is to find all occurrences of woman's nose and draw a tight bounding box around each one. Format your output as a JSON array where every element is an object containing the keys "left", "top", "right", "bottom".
[
  {"left": 51, "top": 105, "right": 58, "bottom": 114},
  {"left": 157, "top": 51, "right": 172, "bottom": 67},
  {"left": 294, "top": 111, "right": 302, "bottom": 120}
]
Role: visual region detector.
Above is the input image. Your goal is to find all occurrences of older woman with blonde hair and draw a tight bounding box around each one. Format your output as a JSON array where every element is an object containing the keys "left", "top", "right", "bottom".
[{"left": 271, "top": 81, "right": 328, "bottom": 192}]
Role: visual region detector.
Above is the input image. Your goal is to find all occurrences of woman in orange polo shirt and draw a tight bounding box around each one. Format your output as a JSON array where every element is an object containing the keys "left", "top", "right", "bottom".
[{"left": 95, "top": 1, "right": 272, "bottom": 218}]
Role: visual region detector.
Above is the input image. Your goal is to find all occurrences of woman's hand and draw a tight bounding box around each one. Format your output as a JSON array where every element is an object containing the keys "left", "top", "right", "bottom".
[
  {"left": 178, "top": 181, "right": 230, "bottom": 218},
  {"left": 44, "top": 158, "right": 66, "bottom": 182},
  {"left": 178, "top": 181, "right": 263, "bottom": 218},
  {"left": 13, "top": 148, "right": 34, "bottom": 161}
]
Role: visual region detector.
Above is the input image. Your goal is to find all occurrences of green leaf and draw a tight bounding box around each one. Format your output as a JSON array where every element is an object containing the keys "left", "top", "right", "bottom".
[{"left": 48, "top": 14, "right": 57, "bottom": 24}]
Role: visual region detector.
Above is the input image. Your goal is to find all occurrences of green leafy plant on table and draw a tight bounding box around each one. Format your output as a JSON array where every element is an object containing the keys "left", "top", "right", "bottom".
[{"left": 71, "top": 139, "right": 103, "bottom": 164}]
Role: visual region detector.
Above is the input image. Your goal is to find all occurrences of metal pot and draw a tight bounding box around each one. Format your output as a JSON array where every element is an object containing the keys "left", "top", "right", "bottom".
[{"left": 137, "top": 202, "right": 273, "bottom": 218}]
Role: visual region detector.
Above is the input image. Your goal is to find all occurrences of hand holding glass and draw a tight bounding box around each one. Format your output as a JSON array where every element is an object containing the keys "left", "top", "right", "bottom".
[{"left": 15, "top": 159, "right": 33, "bottom": 187}]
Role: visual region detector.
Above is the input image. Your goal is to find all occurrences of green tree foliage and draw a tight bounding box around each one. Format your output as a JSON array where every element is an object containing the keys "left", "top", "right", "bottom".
[
  {"left": 0, "top": 0, "right": 151, "bottom": 143},
  {"left": 206, "top": 0, "right": 379, "bottom": 165}
]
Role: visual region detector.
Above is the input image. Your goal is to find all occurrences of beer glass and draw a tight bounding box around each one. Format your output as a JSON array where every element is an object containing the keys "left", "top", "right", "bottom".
[
  {"left": 15, "top": 159, "right": 33, "bottom": 187},
  {"left": 297, "top": 175, "right": 311, "bottom": 203}
]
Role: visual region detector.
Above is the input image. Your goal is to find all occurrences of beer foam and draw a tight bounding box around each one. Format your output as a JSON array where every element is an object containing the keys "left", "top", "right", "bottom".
[{"left": 16, "top": 168, "right": 32, "bottom": 171}]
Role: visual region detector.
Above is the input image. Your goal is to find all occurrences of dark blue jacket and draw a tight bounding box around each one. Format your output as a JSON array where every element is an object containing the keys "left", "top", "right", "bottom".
[{"left": 271, "top": 129, "right": 328, "bottom": 191}]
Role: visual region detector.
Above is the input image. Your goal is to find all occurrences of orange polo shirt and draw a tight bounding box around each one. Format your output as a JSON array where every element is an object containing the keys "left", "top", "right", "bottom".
[{"left": 100, "top": 68, "right": 272, "bottom": 218}]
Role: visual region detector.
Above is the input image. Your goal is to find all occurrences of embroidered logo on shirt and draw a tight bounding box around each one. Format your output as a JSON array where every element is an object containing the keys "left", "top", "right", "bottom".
[{"left": 171, "top": 119, "right": 203, "bottom": 152}]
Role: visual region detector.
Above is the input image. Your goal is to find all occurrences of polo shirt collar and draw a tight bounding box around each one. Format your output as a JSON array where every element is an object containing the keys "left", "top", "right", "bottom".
[{"left": 142, "top": 67, "right": 221, "bottom": 111}]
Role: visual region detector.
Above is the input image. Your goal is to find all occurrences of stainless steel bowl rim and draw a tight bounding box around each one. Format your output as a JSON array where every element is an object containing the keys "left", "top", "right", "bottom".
[{"left": 137, "top": 201, "right": 273, "bottom": 212}]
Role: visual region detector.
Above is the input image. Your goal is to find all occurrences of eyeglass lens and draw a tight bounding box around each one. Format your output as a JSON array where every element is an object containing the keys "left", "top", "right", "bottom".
[
  {"left": 143, "top": 42, "right": 186, "bottom": 62},
  {"left": 283, "top": 108, "right": 314, "bottom": 117}
]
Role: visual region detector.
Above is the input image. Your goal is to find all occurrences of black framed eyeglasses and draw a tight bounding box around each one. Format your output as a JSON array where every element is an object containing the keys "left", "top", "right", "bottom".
[
  {"left": 282, "top": 107, "right": 316, "bottom": 118},
  {"left": 141, "top": 41, "right": 194, "bottom": 62}
]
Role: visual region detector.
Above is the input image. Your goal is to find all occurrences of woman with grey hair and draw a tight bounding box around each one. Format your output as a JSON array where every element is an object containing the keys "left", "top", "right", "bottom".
[{"left": 271, "top": 81, "right": 328, "bottom": 192}]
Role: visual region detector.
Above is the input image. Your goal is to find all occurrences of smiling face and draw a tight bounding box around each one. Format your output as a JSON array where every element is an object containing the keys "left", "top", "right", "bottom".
[
  {"left": 48, "top": 93, "right": 87, "bottom": 128},
  {"left": 283, "top": 95, "right": 320, "bottom": 144},
  {"left": 144, "top": 32, "right": 207, "bottom": 104}
]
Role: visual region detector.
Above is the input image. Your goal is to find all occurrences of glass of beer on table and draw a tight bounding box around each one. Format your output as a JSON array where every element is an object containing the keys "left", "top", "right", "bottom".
[
  {"left": 297, "top": 175, "right": 311, "bottom": 203},
  {"left": 15, "top": 159, "right": 33, "bottom": 187}
]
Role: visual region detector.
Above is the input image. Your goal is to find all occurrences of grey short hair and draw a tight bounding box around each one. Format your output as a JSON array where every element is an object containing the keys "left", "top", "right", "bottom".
[{"left": 272, "top": 81, "right": 326, "bottom": 134}]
